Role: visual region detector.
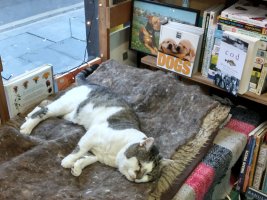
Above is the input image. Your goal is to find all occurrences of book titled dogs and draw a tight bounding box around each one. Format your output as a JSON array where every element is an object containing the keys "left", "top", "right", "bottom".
[{"left": 157, "top": 21, "right": 204, "bottom": 77}]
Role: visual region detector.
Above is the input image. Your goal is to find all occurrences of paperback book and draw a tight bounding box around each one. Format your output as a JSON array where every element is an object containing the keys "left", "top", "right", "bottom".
[
  {"left": 3, "top": 64, "right": 54, "bottom": 118},
  {"left": 214, "top": 31, "right": 260, "bottom": 95},
  {"left": 200, "top": 4, "right": 224, "bottom": 78},
  {"left": 157, "top": 21, "right": 203, "bottom": 77}
]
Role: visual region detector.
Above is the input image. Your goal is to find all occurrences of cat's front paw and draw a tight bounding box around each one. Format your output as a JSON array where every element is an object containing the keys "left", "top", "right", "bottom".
[
  {"left": 71, "top": 165, "right": 82, "bottom": 176},
  {"left": 20, "top": 118, "right": 34, "bottom": 135},
  {"left": 61, "top": 157, "right": 75, "bottom": 168}
]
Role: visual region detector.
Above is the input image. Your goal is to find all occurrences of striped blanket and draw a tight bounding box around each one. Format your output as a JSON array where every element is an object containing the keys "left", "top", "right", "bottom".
[{"left": 174, "top": 106, "right": 261, "bottom": 200}]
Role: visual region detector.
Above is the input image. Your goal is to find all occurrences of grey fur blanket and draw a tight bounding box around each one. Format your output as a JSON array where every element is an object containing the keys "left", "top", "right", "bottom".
[{"left": 0, "top": 60, "right": 229, "bottom": 200}]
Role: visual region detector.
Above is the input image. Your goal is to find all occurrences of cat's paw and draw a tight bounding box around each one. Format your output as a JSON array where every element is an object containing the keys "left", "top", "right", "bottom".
[
  {"left": 61, "top": 157, "right": 75, "bottom": 168},
  {"left": 71, "top": 165, "right": 82, "bottom": 176},
  {"left": 20, "top": 119, "right": 34, "bottom": 135}
]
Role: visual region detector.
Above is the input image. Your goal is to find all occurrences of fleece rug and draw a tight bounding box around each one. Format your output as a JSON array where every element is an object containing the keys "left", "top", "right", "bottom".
[{"left": 0, "top": 60, "right": 229, "bottom": 200}]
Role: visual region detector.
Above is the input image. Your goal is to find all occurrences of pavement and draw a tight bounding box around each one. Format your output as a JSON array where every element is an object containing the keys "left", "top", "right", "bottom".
[{"left": 0, "top": 2, "right": 90, "bottom": 80}]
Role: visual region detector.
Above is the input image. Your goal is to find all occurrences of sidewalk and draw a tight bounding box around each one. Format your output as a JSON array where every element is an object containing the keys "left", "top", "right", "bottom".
[{"left": 0, "top": 2, "right": 89, "bottom": 80}]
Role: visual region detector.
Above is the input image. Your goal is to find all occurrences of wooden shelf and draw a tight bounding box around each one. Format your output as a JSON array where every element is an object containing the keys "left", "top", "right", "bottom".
[{"left": 141, "top": 55, "right": 267, "bottom": 106}]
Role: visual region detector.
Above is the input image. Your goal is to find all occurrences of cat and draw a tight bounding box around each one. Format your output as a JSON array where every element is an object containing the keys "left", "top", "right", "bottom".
[{"left": 20, "top": 64, "right": 163, "bottom": 183}]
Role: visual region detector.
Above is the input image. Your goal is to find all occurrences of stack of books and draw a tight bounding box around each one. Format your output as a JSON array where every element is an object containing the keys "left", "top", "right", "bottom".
[
  {"left": 202, "top": 0, "right": 267, "bottom": 96},
  {"left": 235, "top": 121, "right": 267, "bottom": 199}
]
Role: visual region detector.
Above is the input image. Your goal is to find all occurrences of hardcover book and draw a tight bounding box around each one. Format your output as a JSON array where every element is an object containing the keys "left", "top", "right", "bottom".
[
  {"left": 157, "top": 21, "right": 203, "bottom": 77},
  {"left": 221, "top": 0, "right": 267, "bottom": 28},
  {"left": 214, "top": 31, "right": 260, "bottom": 95},
  {"left": 3, "top": 64, "right": 54, "bottom": 118}
]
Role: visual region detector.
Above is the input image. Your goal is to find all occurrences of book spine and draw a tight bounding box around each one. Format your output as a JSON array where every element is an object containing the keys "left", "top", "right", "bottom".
[
  {"left": 249, "top": 50, "right": 267, "bottom": 93},
  {"left": 221, "top": 11, "right": 267, "bottom": 28},
  {"left": 207, "top": 28, "right": 224, "bottom": 80},
  {"left": 262, "top": 169, "right": 267, "bottom": 193},
  {"left": 249, "top": 68, "right": 261, "bottom": 93},
  {"left": 252, "top": 144, "right": 267, "bottom": 190},
  {"left": 201, "top": 25, "right": 216, "bottom": 77},
  {"left": 243, "top": 137, "right": 256, "bottom": 192},
  {"left": 218, "top": 23, "right": 267, "bottom": 43},
  {"left": 256, "top": 64, "right": 267, "bottom": 95},
  {"left": 218, "top": 17, "right": 267, "bottom": 36},
  {"left": 246, "top": 187, "right": 267, "bottom": 200},
  {"left": 237, "top": 137, "right": 252, "bottom": 191},
  {"left": 249, "top": 134, "right": 266, "bottom": 187},
  {"left": 200, "top": 13, "right": 210, "bottom": 77}
]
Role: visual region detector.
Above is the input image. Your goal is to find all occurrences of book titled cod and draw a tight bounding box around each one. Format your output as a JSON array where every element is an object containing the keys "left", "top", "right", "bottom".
[
  {"left": 3, "top": 64, "right": 54, "bottom": 118},
  {"left": 214, "top": 31, "right": 260, "bottom": 95},
  {"left": 157, "top": 21, "right": 203, "bottom": 77}
]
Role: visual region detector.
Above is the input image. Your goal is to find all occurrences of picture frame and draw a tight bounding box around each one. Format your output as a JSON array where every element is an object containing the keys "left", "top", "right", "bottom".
[{"left": 130, "top": 0, "right": 200, "bottom": 56}]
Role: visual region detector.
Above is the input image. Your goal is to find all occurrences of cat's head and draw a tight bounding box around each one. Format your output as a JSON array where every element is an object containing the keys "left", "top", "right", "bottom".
[{"left": 117, "top": 137, "right": 163, "bottom": 183}]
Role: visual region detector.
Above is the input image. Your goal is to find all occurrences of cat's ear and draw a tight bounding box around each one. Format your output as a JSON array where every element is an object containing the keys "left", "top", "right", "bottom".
[{"left": 139, "top": 137, "right": 154, "bottom": 151}]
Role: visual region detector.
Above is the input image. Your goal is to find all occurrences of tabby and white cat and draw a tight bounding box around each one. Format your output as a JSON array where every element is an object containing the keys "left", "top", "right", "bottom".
[{"left": 20, "top": 64, "right": 163, "bottom": 183}]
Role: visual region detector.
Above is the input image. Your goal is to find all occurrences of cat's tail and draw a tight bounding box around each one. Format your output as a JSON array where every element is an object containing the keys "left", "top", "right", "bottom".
[{"left": 75, "top": 64, "right": 99, "bottom": 85}]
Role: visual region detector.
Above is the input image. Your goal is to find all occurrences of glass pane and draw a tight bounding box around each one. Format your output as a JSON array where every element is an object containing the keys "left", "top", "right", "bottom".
[{"left": 0, "top": 0, "right": 96, "bottom": 81}]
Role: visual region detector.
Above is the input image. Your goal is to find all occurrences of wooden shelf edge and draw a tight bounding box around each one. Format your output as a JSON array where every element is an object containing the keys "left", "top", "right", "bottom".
[{"left": 141, "top": 55, "right": 267, "bottom": 106}]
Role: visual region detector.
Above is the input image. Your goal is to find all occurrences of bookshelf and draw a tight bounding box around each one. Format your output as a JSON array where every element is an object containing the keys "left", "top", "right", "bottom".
[{"left": 141, "top": 55, "right": 267, "bottom": 106}]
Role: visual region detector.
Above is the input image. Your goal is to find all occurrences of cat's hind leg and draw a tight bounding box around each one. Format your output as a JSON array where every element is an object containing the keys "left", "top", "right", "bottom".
[{"left": 71, "top": 154, "right": 98, "bottom": 176}]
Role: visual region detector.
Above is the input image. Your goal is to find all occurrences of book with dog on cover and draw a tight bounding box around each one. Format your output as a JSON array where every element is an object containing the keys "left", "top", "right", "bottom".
[
  {"left": 214, "top": 31, "right": 260, "bottom": 95},
  {"left": 3, "top": 64, "right": 54, "bottom": 118},
  {"left": 157, "top": 21, "right": 203, "bottom": 77}
]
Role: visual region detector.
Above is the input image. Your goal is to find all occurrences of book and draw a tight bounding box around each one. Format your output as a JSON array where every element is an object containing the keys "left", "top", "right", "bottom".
[
  {"left": 249, "top": 67, "right": 262, "bottom": 93},
  {"left": 216, "top": 23, "right": 267, "bottom": 94},
  {"left": 199, "top": 6, "right": 212, "bottom": 75},
  {"left": 218, "top": 16, "right": 267, "bottom": 36},
  {"left": 236, "top": 136, "right": 253, "bottom": 191},
  {"left": 3, "top": 64, "right": 54, "bottom": 118},
  {"left": 221, "top": 0, "right": 267, "bottom": 28},
  {"left": 200, "top": 4, "right": 224, "bottom": 78},
  {"left": 262, "top": 167, "right": 267, "bottom": 193},
  {"left": 246, "top": 186, "right": 267, "bottom": 200},
  {"left": 249, "top": 50, "right": 267, "bottom": 93},
  {"left": 218, "top": 22, "right": 267, "bottom": 43},
  {"left": 248, "top": 123, "right": 267, "bottom": 186},
  {"left": 208, "top": 28, "right": 224, "bottom": 80},
  {"left": 253, "top": 143, "right": 267, "bottom": 190},
  {"left": 243, "top": 136, "right": 256, "bottom": 192},
  {"left": 157, "top": 21, "right": 204, "bottom": 77},
  {"left": 256, "top": 59, "right": 267, "bottom": 95},
  {"left": 214, "top": 31, "right": 261, "bottom": 95}
]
